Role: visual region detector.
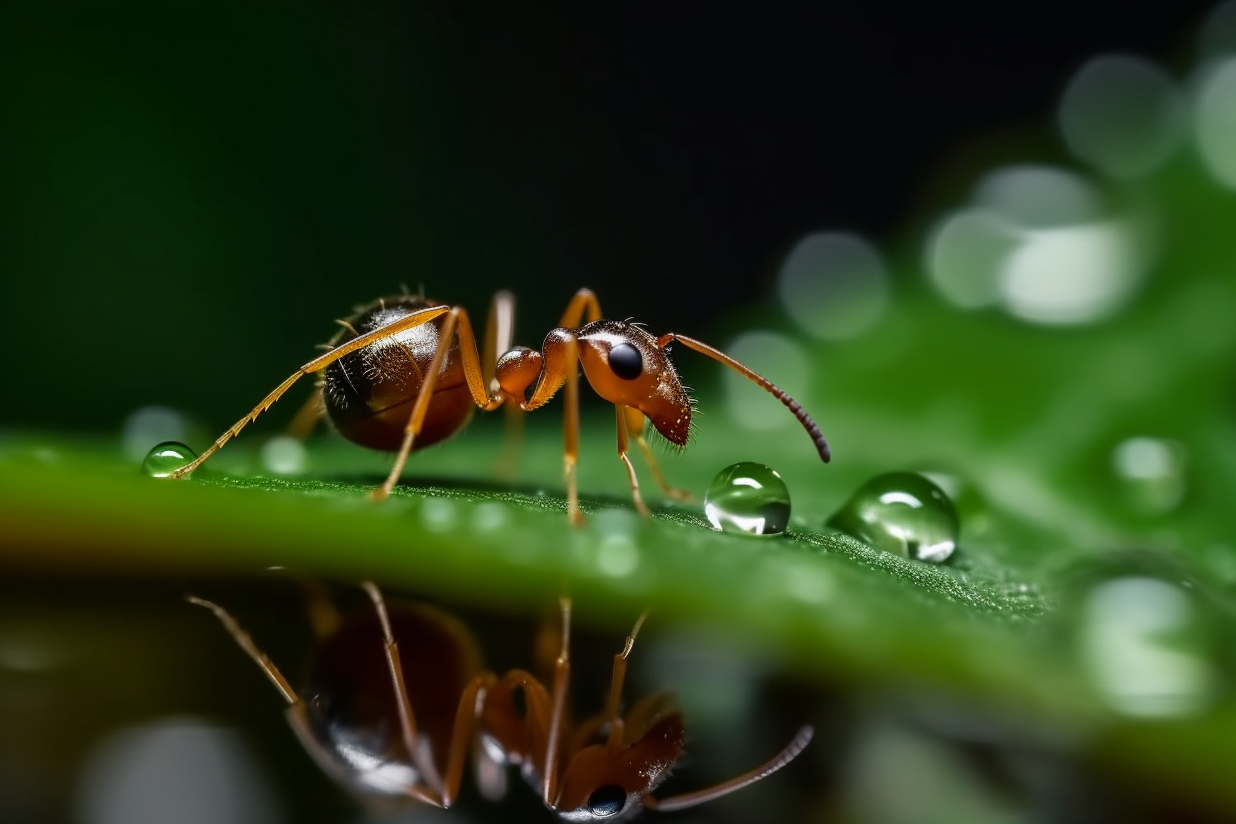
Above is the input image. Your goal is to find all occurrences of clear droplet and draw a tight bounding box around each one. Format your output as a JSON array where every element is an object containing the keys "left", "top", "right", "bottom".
[
  {"left": 141, "top": 442, "right": 197, "bottom": 478},
  {"left": 1076, "top": 574, "right": 1221, "bottom": 718},
  {"left": 829, "top": 472, "right": 959, "bottom": 563},
  {"left": 703, "top": 462, "right": 790, "bottom": 537},
  {"left": 1111, "top": 436, "right": 1188, "bottom": 515}
]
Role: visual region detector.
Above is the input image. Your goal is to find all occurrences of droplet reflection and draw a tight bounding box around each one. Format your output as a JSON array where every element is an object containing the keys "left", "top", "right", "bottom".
[
  {"left": 1078, "top": 576, "right": 1220, "bottom": 718},
  {"left": 141, "top": 442, "right": 197, "bottom": 478},
  {"left": 704, "top": 462, "right": 791, "bottom": 537},
  {"left": 829, "top": 472, "right": 959, "bottom": 563}
]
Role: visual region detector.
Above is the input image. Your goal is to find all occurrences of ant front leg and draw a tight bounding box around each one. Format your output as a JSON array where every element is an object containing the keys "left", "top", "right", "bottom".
[
  {"left": 620, "top": 407, "right": 694, "bottom": 505},
  {"left": 614, "top": 406, "right": 652, "bottom": 516}
]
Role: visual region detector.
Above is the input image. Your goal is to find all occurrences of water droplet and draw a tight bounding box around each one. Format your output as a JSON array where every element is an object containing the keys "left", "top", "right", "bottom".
[
  {"left": 1076, "top": 575, "right": 1222, "bottom": 718},
  {"left": 141, "top": 442, "right": 197, "bottom": 478},
  {"left": 703, "top": 462, "right": 790, "bottom": 537},
  {"left": 1058, "top": 55, "right": 1183, "bottom": 178},
  {"left": 829, "top": 472, "right": 959, "bottom": 563},
  {"left": 1111, "top": 436, "right": 1188, "bottom": 515},
  {"left": 259, "top": 435, "right": 307, "bottom": 476}
]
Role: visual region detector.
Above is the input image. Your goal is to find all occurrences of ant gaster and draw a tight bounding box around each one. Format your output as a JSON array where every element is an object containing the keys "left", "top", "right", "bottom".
[
  {"left": 169, "top": 289, "right": 830, "bottom": 523},
  {"left": 188, "top": 584, "right": 813, "bottom": 818}
]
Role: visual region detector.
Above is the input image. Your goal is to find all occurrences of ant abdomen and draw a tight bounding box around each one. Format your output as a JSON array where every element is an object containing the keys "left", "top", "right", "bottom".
[{"left": 322, "top": 296, "right": 474, "bottom": 451}]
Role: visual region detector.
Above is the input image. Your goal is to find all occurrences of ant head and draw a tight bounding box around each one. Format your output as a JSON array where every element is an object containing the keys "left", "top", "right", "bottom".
[
  {"left": 576, "top": 321, "right": 691, "bottom": 446},
  {"left": 552, "top": 712, "right": 685, "bottom": 821}
]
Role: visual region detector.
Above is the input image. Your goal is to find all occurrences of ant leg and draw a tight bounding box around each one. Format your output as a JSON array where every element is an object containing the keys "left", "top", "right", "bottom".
[
  {"left": 170, "top": 306, "right": 451, "bottom": 480},
  {"left": 485, "top": 291, "right": 525, "bottom": 480},
  {"left": 483, "top": 290, "right": 516, "bottom": 391},
  {"left": 517, "top": 329, "right": 584, "bottom": 523},
  {"left": 185, "top": 596, "right": 299, "bottom": 705},
  {"left": 440, "top": 671, "right": 496, "bottom": 808},
  {"left": 542, "top": 597, "right": 573, "bottom": 806},
  {"left": 294, "top": 576, "right": 341, "bottom": 640},
  {"left": 284, "top": 386, "right": 325, "bottom": 442},
  {"left": 557, "top": 288, "right": 603, "bottom": 329},
  {"left": 624, "top": 408, "right": 693, "bottom": 502},
  {"left": 614, "top": 406, "right": 652, "bottom": 516},
  {"left": 371, "top": 306, "right": 505, "bottom": 501},
  {"left": 360, "top": 581, "right": 446, "bottom": 798},
  {"left": 602, "top": 611, "right": 648, "bottom": 747},
  {"left": 564, "top": 355, "right": 582, "bottom": 525}
]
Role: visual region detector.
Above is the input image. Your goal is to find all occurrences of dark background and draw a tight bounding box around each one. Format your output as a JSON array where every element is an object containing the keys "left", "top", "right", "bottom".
[{"left": 0, "top": 1, "right": 1221, "bottom": 430}]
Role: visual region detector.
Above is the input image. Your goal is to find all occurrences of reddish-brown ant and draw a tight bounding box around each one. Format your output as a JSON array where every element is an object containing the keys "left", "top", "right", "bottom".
[
  {"left": 187, "top": 584, "right": 812, "bottom": 817},
  {"left": 169, "top": 288, "right": 830, "bottom": 523}
]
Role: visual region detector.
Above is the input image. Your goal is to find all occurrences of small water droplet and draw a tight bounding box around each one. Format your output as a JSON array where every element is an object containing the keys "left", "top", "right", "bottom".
[
  {"left": 829, "top": 472, "right": 959, "bottom": 563},
  {"left": 1111, "top": 436, "right": 1188, "bottom": 515},
  {"left": 703, "top": 462, "right": 790, "bottom": 537},
  {"left": 260, "top": 436, "right": 307, "bottom": 476},
  {"left": 141, "top": 442, "right": 197, "bottom": 478}
]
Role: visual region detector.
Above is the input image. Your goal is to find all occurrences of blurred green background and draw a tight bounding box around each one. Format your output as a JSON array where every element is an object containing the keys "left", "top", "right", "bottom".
[
  {"left": 0, "top": 1, "right": 1218, "bottom": 430},
  {"left": 5, "top": 3, "right": 1236, "bottom": 824}
]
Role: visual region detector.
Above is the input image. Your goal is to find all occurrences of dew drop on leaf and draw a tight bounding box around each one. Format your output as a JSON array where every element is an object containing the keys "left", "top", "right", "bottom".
[
  {"left": 829, "top": 471, "right": 959, "bottom": 563},
  {"left": 703, "top": 462, "right": 790, "bottom": 537},
  {"left": 1075, "top": 574, "right": 1222, "bottom": 718},
  {"left": 141, "top": 441, "right": 197, "bottom": 478}
]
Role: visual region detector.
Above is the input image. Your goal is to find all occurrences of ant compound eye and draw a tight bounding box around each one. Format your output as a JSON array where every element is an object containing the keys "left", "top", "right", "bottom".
[
  {"left": 607, "top": 342, "right": 643, "bottom": 380},
  {"left": 586, "top": 784, "right": 627, "bottom": 818}
]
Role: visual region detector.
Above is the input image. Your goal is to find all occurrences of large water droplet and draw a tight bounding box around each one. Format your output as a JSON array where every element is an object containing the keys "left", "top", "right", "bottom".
[
  {"left": 141, "top": 442, "right": 197, "bottom": 478},
  {"left": 1076, "top": 574, "right": 1222, "bottom": 718},
  {"left": 703, "top": 462, "right": 790, "bottom": 537},
  {"left": 829, "top": 472, "right": 959, "bottom": 563}
]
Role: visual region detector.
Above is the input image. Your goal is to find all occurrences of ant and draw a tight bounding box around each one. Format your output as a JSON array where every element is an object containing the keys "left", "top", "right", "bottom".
[
  {"left": 169, "top": 288, "right": 830, "bottom": 523},
  {"left": 187, "top": 584, "right": 813, "bottom": 818}
]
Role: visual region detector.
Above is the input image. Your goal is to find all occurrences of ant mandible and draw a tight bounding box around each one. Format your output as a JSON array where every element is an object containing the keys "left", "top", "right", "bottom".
[
  {"left": 169, "top": 289, "right": 830, "bottom": 523},
  {"left": 187, "top": 583, "right": 813, "bottom": 818}
]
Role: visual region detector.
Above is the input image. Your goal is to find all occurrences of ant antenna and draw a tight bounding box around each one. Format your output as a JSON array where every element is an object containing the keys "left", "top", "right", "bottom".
[{"left": 644, "top": 725, "right": 814, "bottom": 812}]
